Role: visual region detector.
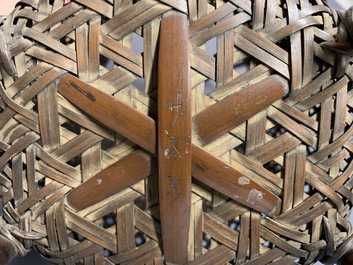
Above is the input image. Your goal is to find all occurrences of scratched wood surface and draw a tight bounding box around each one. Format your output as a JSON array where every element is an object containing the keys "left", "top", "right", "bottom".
[
  {"left": 157, "top": 11, "right": 191, "bottom": 264},
  {"left": 0, "top": 0, "right": 353, "bottom": 264}
]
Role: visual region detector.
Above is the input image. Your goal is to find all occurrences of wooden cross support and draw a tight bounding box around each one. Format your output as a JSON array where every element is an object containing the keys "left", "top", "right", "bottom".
[
  {"left": 158, "top": 11, "right": 191, "bottom": 264},
  {"left": 59, "top": 11, "right": 289, "bottom": 265}
]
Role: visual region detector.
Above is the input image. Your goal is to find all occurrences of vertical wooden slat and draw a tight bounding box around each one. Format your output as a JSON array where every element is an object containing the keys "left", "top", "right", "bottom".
[
  {"left": 37, "top": 83, "right": 60, "bottom": 152},
  {"left": 143, "top": 18, "right": 160, "bottom": 94},
  {"left": 188, "top": 0, "right": 198, "bottom": 23},
  {"left": 265, "top": 0, "right": 276, "bottom": 25},
  {"left": 318, "top": 98, "right": 333, "bottom": 149},
  {"left": 333, "top": 87, "right": 347, "bottom": 141},
  {"left": 197, "top": 0, "right": 208, "bottom": 19},
  {"left": 293, "top": 145, "right": 306, "bottom": 207},
  {"left": 302, "top": 27, "right": 315, "bottom": 86},
  {"left": 46, "top": 206, "right": 60, "bottom": 254},
  {"left": 216, "top": 28, "right": 234, "bottom": 87},
  {"left": 250, "top": 211, "right": 261, "bottom": 259},
  {"left": 282, "top": 149, "right": 295, "bottom": 213},
  {"left": 25, "top": 145, "right": 37, "bottom": 196},
  {"left": 19, "top": 212, "right": 32, "bottom": 249},
  {"left": 75, "top": 23, "right": 89, "bottom": 81},
  {"left": 253, "top": 0, "right": 265, "bottom": 31},
  {"left": 94, "top": 251, "right": 104, "bottom": 265},
  {"left": 81, "top": 143, "right": 102, "bottom": 182},
  {"left": 88, "top": 17, "right": 101, "bottom": 82},
  {"left": 286, "top": 0, "right": 302, "bottom": 92},
  {"left": 12, "top": 152, "right": 23, "bottom": 206},
  {"left": 236, "top": 211, "right": 250, "bottom": 264},
  {"left": 55, "top": 202, "right": 76, "bottom": 265},
  {"left": 245, "top": 110, "right": 267, "bottom": 155},
  {"left": 158, "top": 11, "right": 191, "bottom": 264},
  {"left": 188, "top": 196, "right": 203, "bottom": 260},
  {"left": 117, "top": 202, "right": 135, "bottom": 253},
  {"left": 144, "top": 172, "right": 159, "bottom": 209},
  {"left": 83, "top": 255, "right": 94, "bottom": 265}
]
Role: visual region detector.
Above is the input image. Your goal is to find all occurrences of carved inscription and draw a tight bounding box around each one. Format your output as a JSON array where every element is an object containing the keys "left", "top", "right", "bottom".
[
  {"left": 167, "top": 176, "right": 181, "bottom": 200},
  {"left": 167, "top": 90, "right": 182, "bottom": 129},
  {"left": 166, "top": 136, "right": 180, "bottom": 162},
  {"left": 165, "top": 91, "right": 184, "bottom": 199}
]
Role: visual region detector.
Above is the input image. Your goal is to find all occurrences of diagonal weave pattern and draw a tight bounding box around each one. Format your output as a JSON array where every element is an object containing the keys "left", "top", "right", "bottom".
[{"left": 0, "top": 0, "right": 353, "bottom": 264}]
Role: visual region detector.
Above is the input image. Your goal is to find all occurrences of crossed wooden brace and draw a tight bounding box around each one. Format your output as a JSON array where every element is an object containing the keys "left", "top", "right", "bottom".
[{"left": 59, "top": 11, "right": 288, "bottom": 265}]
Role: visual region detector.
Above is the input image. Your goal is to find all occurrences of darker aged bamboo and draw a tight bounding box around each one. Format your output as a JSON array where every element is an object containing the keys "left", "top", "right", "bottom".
[
  {"left": 58, "top": 74, "right": 157, "bottom": 153},
  {"left": 1, "top": 0, "right": 353, "bottom": 264},
  {"left": 65, "top": 150, "right": 155, "bottom": 211},
  {"left": 157, "top": 11, "right": 191, "bottom": 264},
  {"left": 58, "top": 75, "right": 281, "bottom": 217}
]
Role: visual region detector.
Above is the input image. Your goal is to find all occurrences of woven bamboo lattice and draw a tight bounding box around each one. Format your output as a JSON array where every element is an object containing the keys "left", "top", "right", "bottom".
[{"left": 1, "top": 0, "right": 353, "bottom": 264}]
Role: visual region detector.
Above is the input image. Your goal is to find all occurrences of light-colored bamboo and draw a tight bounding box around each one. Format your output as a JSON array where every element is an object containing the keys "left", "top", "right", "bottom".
[{"left": 0, "top": 0, "right": 353, "bottom": 264}]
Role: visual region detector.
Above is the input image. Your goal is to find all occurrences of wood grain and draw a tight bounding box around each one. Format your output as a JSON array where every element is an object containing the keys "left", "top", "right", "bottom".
[
  {"left": 65, "top": 150, "right": 155, "bottom": 211},
  {"left": 193, "top": 74, "right": 289, "bottom": 145},
  {"left": 158, "top": 11, "right": 191, "bottom": 264},
  {"left": 58, "top": 74, "right": 156, "bottom": 153},
  {"left": 192, "top": 144, "right": 281, "bottom": 217},
  {"left": 58, "top": 74, "right": 281, "bottom": 217}
]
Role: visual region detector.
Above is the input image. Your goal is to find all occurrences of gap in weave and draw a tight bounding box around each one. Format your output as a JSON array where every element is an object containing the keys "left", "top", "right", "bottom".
[
  {"left": 103, "top": 212, "right": 116, "bottom": 228},
  {"left": 207, "top": 0, "right": 216, "bottom": 8},
  {"left": 204, "top": 37, "right": 217, "bottom": 95},
  {"left": 228, "top": 218, "right": 240, "bottom": 232},
  {"left": 31, "top": 96, "right": 38, "bottom": 113},
  {"left": 234, "top": 142, "right": 246, "bottom": 155},
  {"left": 66, "top": 155, "right": 81, "bottom": 167},
  {"left": 204, "top": 79, "right": 216, "bottom": 94},
  {"left": 304, "top": 183, "right": 312, "bottom": 194},
  {"left": 103, "top": 249, "right": 112, "bottom": 257},
  {"left": 37, "top": 177, "right": 45, "bottom": 188},
  {"left": 132, "top": 32, "right": 143, "bottom": 54},
  {"left": 262, "top": 240, "right": 275, "bottom": 249},
  {"left": 0, "top": 100, "right": 4, "bottom": 114},
  {"left": 135, "top": 231, "right": 147, "bottom": 247},
  {"left": 68, "top": 231, "right": 85, "bottom": 242},
  {"left": 101, "top": 138, "right": 116, "bottom": 151},
  {"left": 61, "top": 120, "right": 80, "bottom": 135},
  {"left": 307, "top": 146, "right": 316, "bottom": 155},
  {"left": 132, "top": 77, "right": 145, "bottom": 93},
  {"left": 202, "top": 233, "right": 212, "bottom": 250},
  {"left": 100, "top": 55, "right": 114, "bottom": 71},
  {"left": 205, "top": 38, "right": 217, "bottom": 56},
  {"left": 234, "top": 58, "right": 250, "bottom": 75},
  {"left": 60, "top": 36, "right": 74, "bottom": 46},
  {"left": 263, "top": 160, "right": 284, "bottom": 174},
  {"left": 308, "top": 105, "right": 319, "bottom": 117},
  {"left": 266, "top": 123, "right": 287, "bottom": 138}
]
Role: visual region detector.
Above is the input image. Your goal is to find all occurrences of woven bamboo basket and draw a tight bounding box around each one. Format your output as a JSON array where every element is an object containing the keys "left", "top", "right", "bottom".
[{"left": 1, "top": 0, "right": 353, "bottom": 264}]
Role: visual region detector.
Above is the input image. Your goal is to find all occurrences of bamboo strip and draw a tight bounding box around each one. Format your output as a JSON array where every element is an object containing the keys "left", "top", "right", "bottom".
[
  {"left": 157, "top": 11, "right": 191, "bottom": 264},
  {"left": 0, "top": 1, "right": 352, "bottom": 264}
]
